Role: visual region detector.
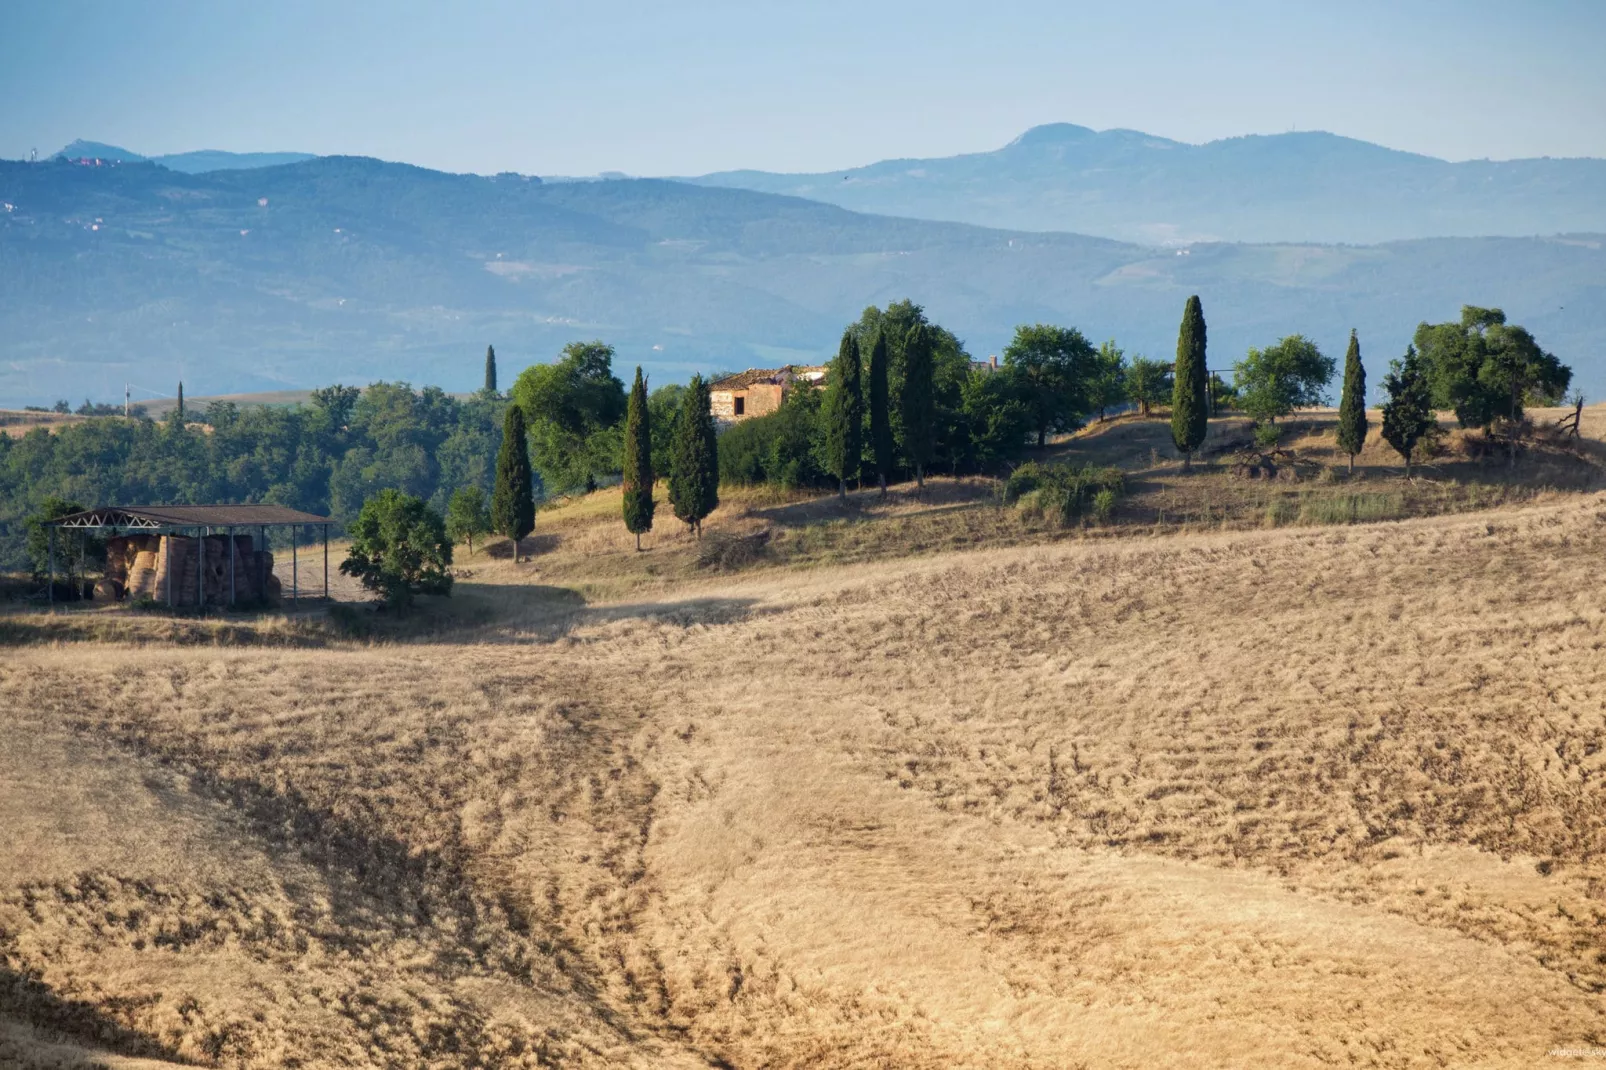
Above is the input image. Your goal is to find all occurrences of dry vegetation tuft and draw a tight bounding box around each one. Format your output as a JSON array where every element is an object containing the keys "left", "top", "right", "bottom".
[{"left": 4, "top": 411, "right": 1606, "bottom": 1066}]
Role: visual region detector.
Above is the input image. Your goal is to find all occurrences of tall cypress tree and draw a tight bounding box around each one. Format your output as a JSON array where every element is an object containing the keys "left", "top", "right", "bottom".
[
  {"left": 1335, "top": 329, "right": 1368, "bottom": 474},
  {"left": 867, "top": 329, "right": 893, "bottom": 496},
  {"left": 1171, "top": 295, "right": 1208, "bottom": 469},
  {"left": 492, "top": 404, "right": 535, "bottom": 562},
  {"left": 669, "top": 374, "right": 719, "bottom": 537},
  {"left": 484, "top": 344, "right": 498, "bottom": 395},
  {"left": 821, "top": 330, "right": 863, "bottom": 500},
  {"left": 621, "top": 366, "right": 654, "bottom": 550},
  {"left": 899, "top": 323, "right": 937, "bottom": 488},
  {"left": 176, "top": 382, "right": 184, "bottom": 421}
]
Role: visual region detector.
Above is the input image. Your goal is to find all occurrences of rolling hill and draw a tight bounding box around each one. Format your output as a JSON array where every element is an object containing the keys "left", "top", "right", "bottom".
[
  {"left": 52, "top": 139, "right": 317, "bottom": 173},
  {"left": 5, "top": 461, "right": 1606, "bottom": 1066},
  {"left": 689, "top": 122, "right": 1606, "bottom": 245},
  {"left": 2, "top": 154, "right": 1603, "bottom": 406}
]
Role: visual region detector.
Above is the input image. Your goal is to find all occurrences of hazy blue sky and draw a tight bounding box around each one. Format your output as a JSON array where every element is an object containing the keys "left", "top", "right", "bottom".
[{"left": 3, "top": 0, "right": 1604, "bottom": 174}]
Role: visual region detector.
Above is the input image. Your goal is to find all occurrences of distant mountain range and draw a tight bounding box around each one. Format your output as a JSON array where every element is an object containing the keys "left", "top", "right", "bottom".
[
  {"left": 52, "top": 139, "right": 316, "bottom": 173},
  {"left": 688, "top": 123, "right": 1606, "bottom": 245},
  {"left": 1, "top": 154, "right": 1602, "bottom": 406}
]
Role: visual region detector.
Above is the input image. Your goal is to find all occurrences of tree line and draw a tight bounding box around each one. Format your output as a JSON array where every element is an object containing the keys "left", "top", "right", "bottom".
[{"left": 1, "top": 295, "right": 1571, "bottom": 587}]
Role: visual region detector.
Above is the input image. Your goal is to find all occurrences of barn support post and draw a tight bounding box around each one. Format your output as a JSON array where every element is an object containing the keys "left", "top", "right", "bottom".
[
  {"left": 166, "top": 531, "right": 174, "bottom": 609},
  {"left": 229, "top": 526, "right": 236, "bottom": 607},
  {"left": 47, "top": 525, "right": 55, "bottom": 607},
  {"left": 196, "top": 527, "right": 204, "bottom": 608},
  {"left": 291, "top": 528, "right": 298, "bottom": 605},
  {"left": 323, "top": 525, "right": 329, "bottom": 600},
  {"left": 259, "top": 525, "right": 267, "bottom": 604}
]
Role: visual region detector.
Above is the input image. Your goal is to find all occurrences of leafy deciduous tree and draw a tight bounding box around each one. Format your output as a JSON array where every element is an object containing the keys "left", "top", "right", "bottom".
[
  {"left": 1126, "top": 357, "right": 1172, "bottom": 417},
  {"left": 1233, "top": 334, "right": 1336, "bottom": 430},
  {"left": 445, "top": 485, "right": 491, "bottom": 557},
  {"left": 25, "top": 495, "right": 89, "bottom": 589},
  {"left": 310, "top": 384, "right": 361, "bottom": 429},
  {"left": 1003, "top": 323, "right": 1096, "bottom": 446},
  {"left": 509, "top": 341, "right": 627, "bottom": 493},
  {"left": 1414, "top": 306, "right": 1570, "bottom": 468},
  {"left": 340, "top": 489, "right": 453, "bottom": 609},
  {"left": 1089, "top": 340, "right": 1128, "bottom": 422}
]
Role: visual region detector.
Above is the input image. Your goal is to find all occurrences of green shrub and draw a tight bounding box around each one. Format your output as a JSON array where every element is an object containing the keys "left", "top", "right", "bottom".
[
  {"left": 340, "top": 489, "right": 453, "bottom": 609},
  {"left": 1006, "top": 462, "right": 1124, "bottom": 527},
  {"left": 716, "top": 386, "right": 831, "bottom": 491}
]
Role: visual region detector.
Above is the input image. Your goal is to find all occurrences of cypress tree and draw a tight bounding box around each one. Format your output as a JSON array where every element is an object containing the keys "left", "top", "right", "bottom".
[
  {"left": 1381, "top": 346, "right": 1434, "bottom": 481},
  {"left": 669, "top": 374, "right": 719, "bottom": 536},
  {"left": 821, "top": 330, "right": 863, "bottom": 500},
  {"left": 899, "top": 323, "right": 937, "bottom": 489},
  {"left": 867, "top": 329, "right": 893, "bottom": 495},
  {"left": 492, "top": 404, "right": 535, "bottom": 562},
  {"left": 176, "top": 382, "right": 184, "bottom": 421},
  {"left": 1335, "top": 329, "right": 1368, "bottom": 474},
  {"left": 1171, "top": 295, "right": 1208, "bottom": 469},
  {"left": 621, "top": 366, "right": 655, "bottom": 550},
  {"left": 484, "top": 344, "right": 498, "bottom": 395}
]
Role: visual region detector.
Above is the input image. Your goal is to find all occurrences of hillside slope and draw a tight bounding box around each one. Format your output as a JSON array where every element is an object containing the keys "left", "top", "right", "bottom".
[
  {"left": 3, "top": 156, "right": 1604, "bottom": 405},
  {"left": 4, "top": 491, "right": 1606, "bottom": 1066},
  {"left": 691, "top": 122, "right": 1606, "bottom": 244}
]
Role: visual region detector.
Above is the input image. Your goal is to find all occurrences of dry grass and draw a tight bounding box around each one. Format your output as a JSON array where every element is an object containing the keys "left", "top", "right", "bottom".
[
  {"left": 0, "top": 410, "right": 88, "bottom": 438},
  {"left": 5, "top": 410, "right": 1606, "bottom": 1066},
  {"left": 5, "top": 489, "right": 1606, "bottom": 1065}
]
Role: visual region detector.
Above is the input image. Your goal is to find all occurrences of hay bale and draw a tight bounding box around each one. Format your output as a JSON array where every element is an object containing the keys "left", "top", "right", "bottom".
[
  {"left": 126, "top": 566, "right": 157, "bottom": 600},
  {"left": 92, "top": 578, "right": 122, "bottom": 603}
]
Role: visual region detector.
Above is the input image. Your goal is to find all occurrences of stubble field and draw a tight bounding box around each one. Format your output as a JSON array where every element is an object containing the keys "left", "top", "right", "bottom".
[{"left": 4, "top": 416, "right": 1606, "bottom": 1067}]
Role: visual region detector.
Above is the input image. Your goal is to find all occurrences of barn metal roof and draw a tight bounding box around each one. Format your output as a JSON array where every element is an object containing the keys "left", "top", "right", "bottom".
[{"left": 49, "top": 504, "right": 331, "bottom": 528}]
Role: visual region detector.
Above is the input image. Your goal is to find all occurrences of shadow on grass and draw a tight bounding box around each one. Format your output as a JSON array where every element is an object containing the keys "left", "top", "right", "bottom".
[
  {"left": 325, "top": 582, "right": 760, "bottom": 645},
  {"left": 0, "top": 964, "right": 186, "bottom": 1065},
  {"left": 743, "top": 480, "right": 998, "bottom": 530},
  {"left": 482, "top": 532, "right": 561, "bottom": 559}
]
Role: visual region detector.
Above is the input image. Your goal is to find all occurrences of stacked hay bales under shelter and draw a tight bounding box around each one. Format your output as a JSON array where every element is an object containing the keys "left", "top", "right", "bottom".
[
  {"left": 100, "top": 532, "right": 280, "bottom": 605},
  {"left": 46, "top": 503, "right": 331, "bottom": 610}
]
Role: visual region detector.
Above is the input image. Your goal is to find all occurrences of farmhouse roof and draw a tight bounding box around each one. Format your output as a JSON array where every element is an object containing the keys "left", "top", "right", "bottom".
[
  {"left": 709, "top": 368, "right": 783, "bottom": 391},
  {"left": 48, "top": 504, "right": 331, "bottom": 528},
  {"left": 709, "top": 365, "right": 830, "bottom": 391}
]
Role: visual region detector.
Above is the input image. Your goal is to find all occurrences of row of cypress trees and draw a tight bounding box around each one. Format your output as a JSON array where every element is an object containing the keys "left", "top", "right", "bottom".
[
  {"left": 486, "top": 366, "right": 723, "bottom": 557},
  {"left": 815, "top": 320, "right": 938, "bottom": 497},
  {"left": 490, "top": 295, "right": 1384, "bottom": 557},
  {"left": 623, "top": 368, "right": 719, "bottom": 549},
  {"left": 1167, "top": 295, "right": 1372, "bottom": 473}
]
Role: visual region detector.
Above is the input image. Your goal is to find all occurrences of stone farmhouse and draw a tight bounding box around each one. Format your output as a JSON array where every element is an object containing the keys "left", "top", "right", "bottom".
[{"left": 709, "top": 365, "right": 828, "bottom": 423}]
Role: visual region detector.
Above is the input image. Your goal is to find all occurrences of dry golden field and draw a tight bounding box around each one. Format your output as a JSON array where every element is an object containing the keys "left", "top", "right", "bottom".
[{"left": 4, "top": 413, "right": 1606, "bottom": 1067}]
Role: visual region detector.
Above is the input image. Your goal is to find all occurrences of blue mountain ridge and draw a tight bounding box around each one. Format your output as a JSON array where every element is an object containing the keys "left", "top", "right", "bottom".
[{"left": 2, "top": 152, "right": 1601, "bottom": 406}]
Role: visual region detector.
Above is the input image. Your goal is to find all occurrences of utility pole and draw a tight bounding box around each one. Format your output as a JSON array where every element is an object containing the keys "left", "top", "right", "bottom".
[{"left": 124, "top": 383, "right": 130, "bottom": 418}]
